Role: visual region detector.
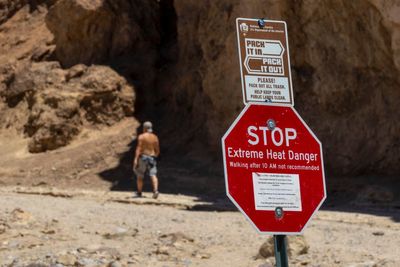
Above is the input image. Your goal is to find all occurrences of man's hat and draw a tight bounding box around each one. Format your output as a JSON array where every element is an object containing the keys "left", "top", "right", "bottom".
[{"left": 143, "top": 121, "right": 153, "bottom": 132}]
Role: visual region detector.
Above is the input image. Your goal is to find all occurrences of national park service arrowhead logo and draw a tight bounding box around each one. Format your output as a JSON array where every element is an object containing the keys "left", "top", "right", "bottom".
[{"left": 239, "top": 23, "right": 249, "bottom": 33}]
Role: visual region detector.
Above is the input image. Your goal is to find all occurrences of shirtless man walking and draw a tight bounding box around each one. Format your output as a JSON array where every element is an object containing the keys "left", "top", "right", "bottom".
[{"left": 133, "top": 121, "right": 160, "bottom": 199}]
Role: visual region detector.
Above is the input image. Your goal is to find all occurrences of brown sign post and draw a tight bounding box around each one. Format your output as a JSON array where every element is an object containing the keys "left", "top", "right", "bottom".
[{"left": 236, "top": 18, "right": 294, "bottom": 106}]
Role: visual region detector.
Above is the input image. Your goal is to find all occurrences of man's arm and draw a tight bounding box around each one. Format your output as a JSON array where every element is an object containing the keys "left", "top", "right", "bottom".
[
  {"left": 154, "top": 136, "right": 160, "bottom": 157},
  {"left": 134, "top": 135, "right": 143, "bottom": 168}
]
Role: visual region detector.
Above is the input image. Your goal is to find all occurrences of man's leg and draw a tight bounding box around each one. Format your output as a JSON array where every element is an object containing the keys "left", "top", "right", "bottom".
[
  {"left": 136, "top": 176, "right": 144, "bottom": 197},
  {"left": 149, "top": 160, "right": 159, "bottom": 199},
  {"left": 150, "top": 175, "right": 159, "bottom": 199},
  {"left": 134, "top": 157, "right": 145, "bottom": 197},
  {"left": 150, "top": 175, "right": 158, "bottom": 192}
]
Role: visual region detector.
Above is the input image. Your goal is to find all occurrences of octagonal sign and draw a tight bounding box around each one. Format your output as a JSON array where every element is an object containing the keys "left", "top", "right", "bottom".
[{"left": 222, "top": 104, "right": 326, "bottom": 234}]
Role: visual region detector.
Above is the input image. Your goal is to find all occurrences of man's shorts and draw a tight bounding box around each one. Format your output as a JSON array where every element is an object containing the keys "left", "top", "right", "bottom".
[{"left": 134, "top": 155, "right": 157, "bottom": 177}]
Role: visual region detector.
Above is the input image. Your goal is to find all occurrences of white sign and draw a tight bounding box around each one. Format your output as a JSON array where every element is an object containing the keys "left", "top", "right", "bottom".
[
  {"left": 236, "top": 18, "right": 294, "bottom": 105},
  {"left": 252, "top": 172, "right": 302, "bottom": 211}
]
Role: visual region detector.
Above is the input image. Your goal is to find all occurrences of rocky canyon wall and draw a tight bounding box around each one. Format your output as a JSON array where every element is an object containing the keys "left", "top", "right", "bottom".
[
  {"left": 0, "top": 0, "right": 399, "bottom": 175},
  {"left": 170, "top": 0, "right": 400, "bottom": 175}
]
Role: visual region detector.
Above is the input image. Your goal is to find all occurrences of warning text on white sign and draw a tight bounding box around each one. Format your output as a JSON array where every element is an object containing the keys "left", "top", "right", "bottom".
[{"left": 252, "top": 172, "right": 302, "bottom": 211}]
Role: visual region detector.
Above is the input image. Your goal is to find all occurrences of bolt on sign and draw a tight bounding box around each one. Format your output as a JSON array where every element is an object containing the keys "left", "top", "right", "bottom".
[
  {"left": 236, "top": 18, "right": 294, "bottom": 105},
  {"left": 222, "top": 104, "right": 326, "bottom": 234}
]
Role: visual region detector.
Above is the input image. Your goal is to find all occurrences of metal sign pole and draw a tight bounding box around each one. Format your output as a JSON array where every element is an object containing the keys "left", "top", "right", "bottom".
[{"left": 274, "top": 235, "right": 289, "bottom": 267}]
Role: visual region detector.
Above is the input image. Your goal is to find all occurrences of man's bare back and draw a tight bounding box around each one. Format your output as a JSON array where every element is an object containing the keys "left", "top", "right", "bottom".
[{"left": 136, "top": 132, "right": 160, "bottom": 157}]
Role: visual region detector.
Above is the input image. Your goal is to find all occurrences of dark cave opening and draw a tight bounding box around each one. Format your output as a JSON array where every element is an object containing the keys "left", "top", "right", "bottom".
[
  {"left": 158, "top": 0, "right": 178, "bottom": 67},
  {"left": 132, "top": 0, "right": 178, "bottom": 121}
]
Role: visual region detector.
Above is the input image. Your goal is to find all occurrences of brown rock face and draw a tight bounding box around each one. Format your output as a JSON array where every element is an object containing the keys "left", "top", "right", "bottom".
[
  {"left": 45, "top": 0, "right": 160, "bottom": 114},
  {"left": 285, "top": 0, "right": 400, "bottom": 174},
  {"left": 0, "top": 0, "right": 399, "bottom": 176},
  {"left": 45, "top": 0, "right": 114, "bottom": 67},
  {"left": 169, "top": 0, "right": 400, "bottom": 175},
  {"left": 0, "top": 0, "right": 26, "bottom": 24},
  {"left": 1, "top": 61, "right": 134, "bottom": 153},
  {"left": 0, "top": 1, "right": 137, "bottom": 153},
  {"left": 45, "top": 0, "right": 160, "bottom": 68},
  {"left": 0, "top": 0, "right": 58, "bottom": 25}
]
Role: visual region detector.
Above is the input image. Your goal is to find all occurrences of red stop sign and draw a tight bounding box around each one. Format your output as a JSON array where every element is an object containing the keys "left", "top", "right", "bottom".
[{"left": 222, "top": 104, "right": 326, "bottom": 234}]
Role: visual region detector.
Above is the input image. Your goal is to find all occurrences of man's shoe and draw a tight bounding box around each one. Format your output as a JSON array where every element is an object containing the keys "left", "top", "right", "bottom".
[
  {"left": 133, "top": 192, "right": 142, "bottom": 198},
  {"left": 152, "top": 191, "right": 159, "bottom": 199}
]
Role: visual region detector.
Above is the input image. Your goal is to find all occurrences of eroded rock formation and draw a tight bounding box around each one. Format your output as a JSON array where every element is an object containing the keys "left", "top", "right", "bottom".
[
  {"left": 0, "top": 1, "right": 135, "bottom": 152},
  {"left": 1, "top": 61, "right": 134, "bottom": 152},
  {"left": 0, "top": 0, "right": 399, "bottom": 175}
]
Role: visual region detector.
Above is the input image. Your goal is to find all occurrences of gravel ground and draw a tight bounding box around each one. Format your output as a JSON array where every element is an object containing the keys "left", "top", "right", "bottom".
[{"left": 0, "top": 188, "right": 399, "bottom": 267}]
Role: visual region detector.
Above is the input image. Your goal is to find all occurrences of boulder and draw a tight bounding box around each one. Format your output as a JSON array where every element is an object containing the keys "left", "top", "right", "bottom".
[
  {"left": 257, "top": 236, "right": 309, "bottom": 259},
  {"left": 56, "top": 254, "right": 77, "bottom": 266},
  {"left": 8, "top": 208, "right": 35, "bottom": 227},
  {"left": 2, "top": 61, "right": 135, "bottom": 152}
]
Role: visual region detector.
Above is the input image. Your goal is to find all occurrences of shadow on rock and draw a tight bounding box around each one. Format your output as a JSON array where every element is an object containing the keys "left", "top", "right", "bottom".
[
  {"left": 98, "top": 139, "right": 137, "bottom": 192},
  {"left": 323, "top": 175, "right": 400, "bottom": 223}
]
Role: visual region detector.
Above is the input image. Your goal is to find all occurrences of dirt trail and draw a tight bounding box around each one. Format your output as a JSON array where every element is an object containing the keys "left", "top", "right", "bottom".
[{"left": 0, "top": 187, "right": 399, "bottom": 267}]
